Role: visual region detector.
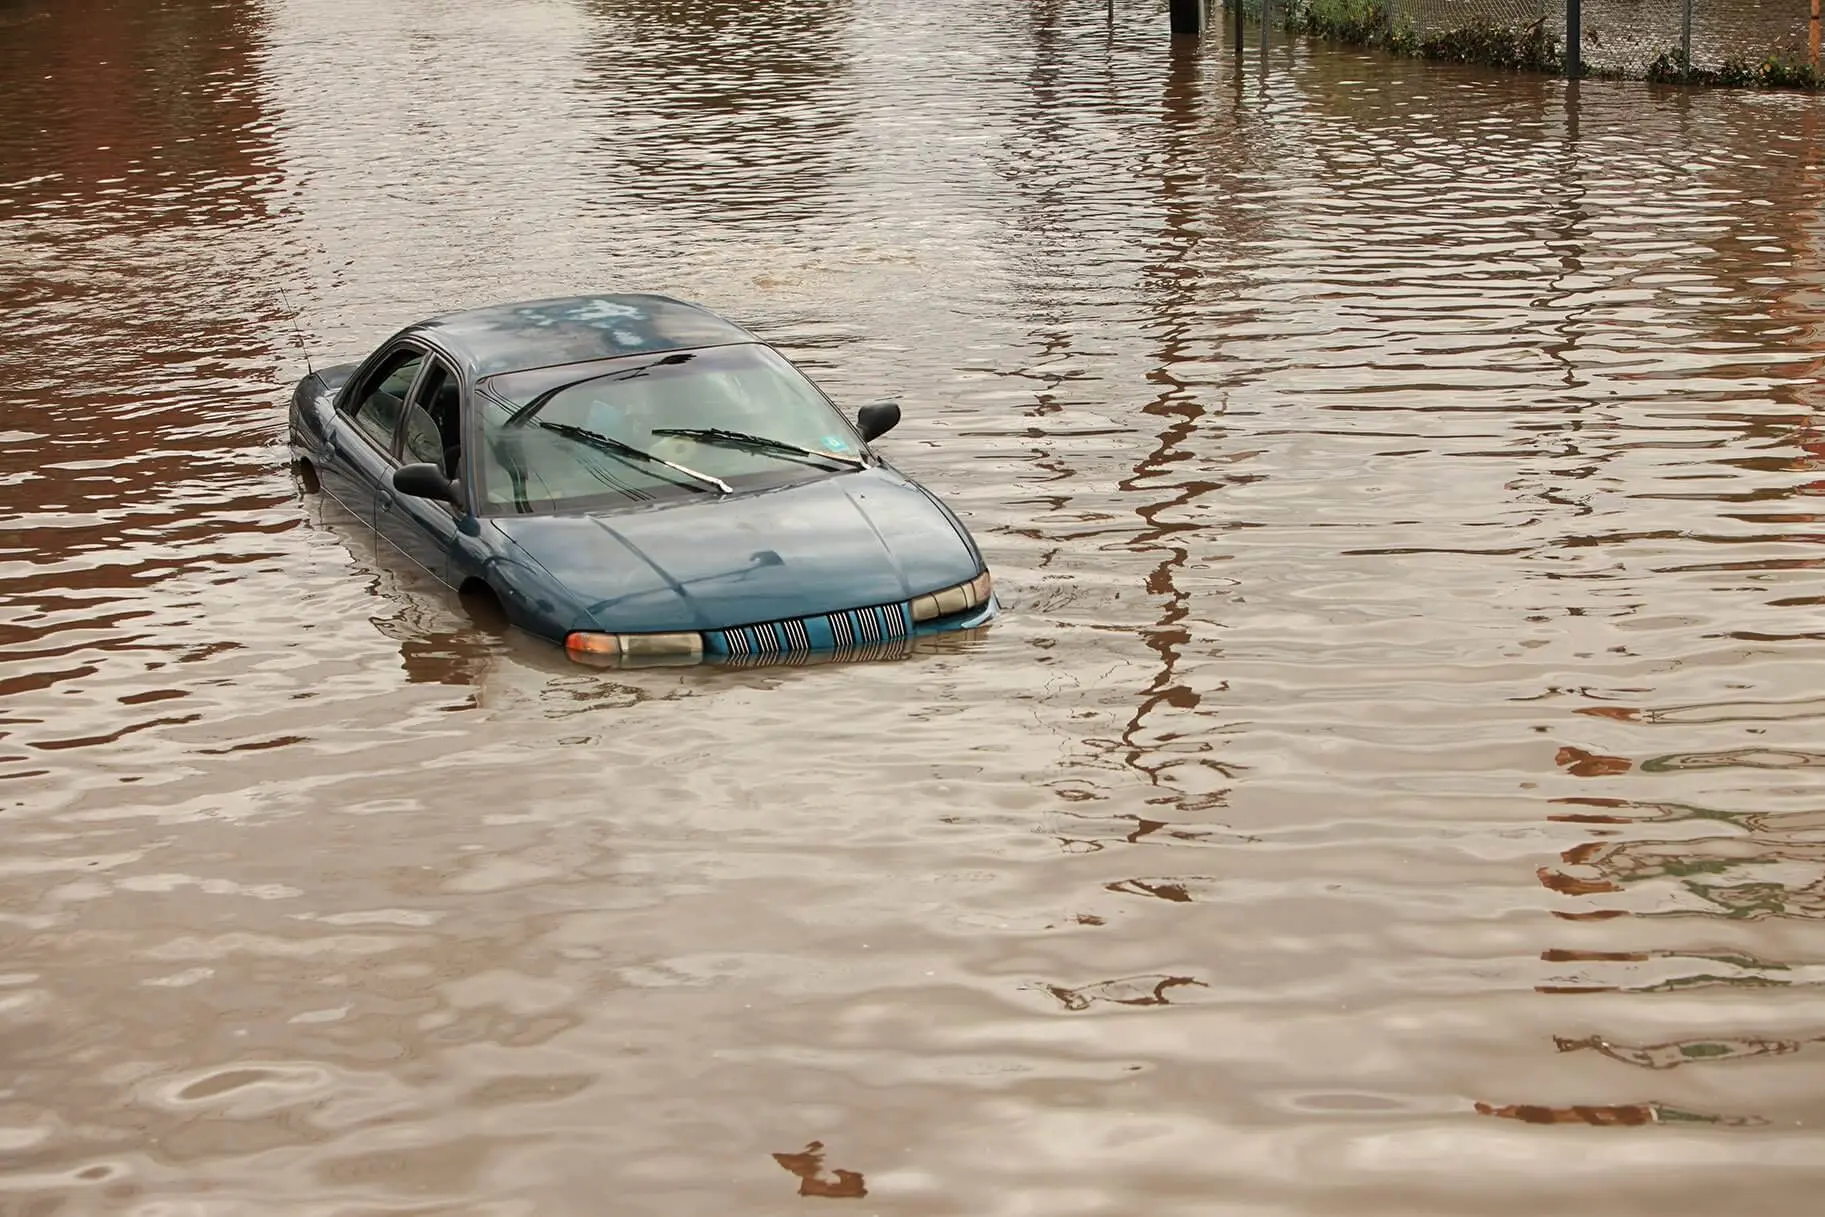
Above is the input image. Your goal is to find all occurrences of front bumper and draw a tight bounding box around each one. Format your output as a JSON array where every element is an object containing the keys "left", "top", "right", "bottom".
[{"left": 567, "top": 594, "right": 999, "bottom": 669}]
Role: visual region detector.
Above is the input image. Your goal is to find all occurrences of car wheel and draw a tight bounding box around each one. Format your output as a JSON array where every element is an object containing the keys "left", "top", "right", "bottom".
[
  {"left": 458, "top": 580, "right": 509, "bottom": 635},
  {"left": 292, "top": 456, "right": 321, "bottom": 494}
]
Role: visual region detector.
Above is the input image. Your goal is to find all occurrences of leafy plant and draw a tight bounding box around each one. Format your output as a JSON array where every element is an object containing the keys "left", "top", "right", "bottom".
[
  {"left": 1642, "top": 48, "right": 1822, "bottom": 89},
  {"left": 1416, "top": 18, "right": 1560, "bottom": 72},
  {"left": 1274, "top": 5, "right": 1820, "bottom": 90}
]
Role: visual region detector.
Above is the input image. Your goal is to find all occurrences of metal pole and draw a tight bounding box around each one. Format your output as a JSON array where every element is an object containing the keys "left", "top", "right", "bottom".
[
  {"left": 1812, "top": 0, "right": 1821, "bottom": 69},
  {"left": 1679, "top": 0, "right": 1692, "bottom": 79},
  {"left": 1565, "top": 0, "right": 1581, "bottom": 78}
]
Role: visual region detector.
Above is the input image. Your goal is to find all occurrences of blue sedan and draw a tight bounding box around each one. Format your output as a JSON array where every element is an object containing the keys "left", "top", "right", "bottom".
[{"left": 288, "top": 294, "right": 997, "bottom": 665}]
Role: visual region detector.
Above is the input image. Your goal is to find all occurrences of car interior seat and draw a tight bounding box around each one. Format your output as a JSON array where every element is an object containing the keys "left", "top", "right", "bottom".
[{"left": 429, "top": 381, "right": 462, "bottom": 477}]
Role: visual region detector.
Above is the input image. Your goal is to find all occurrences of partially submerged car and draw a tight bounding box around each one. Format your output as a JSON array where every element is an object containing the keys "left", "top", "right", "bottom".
[{"left": 287, "top": 294, "right": 996, "bottom": 665}]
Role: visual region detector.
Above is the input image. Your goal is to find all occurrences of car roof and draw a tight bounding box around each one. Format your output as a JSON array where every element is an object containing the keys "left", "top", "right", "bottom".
[{"left": 410, "top": 294, "right": 758, "bottom": 378}]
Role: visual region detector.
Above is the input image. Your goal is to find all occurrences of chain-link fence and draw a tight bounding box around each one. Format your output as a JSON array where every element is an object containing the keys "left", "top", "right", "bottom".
[
  {"left": 1231, "top": 0, "right": 1824, "bottom": 84},
  {"left": 1408, "top": 0, "right": 1815, "bottom": 78}
]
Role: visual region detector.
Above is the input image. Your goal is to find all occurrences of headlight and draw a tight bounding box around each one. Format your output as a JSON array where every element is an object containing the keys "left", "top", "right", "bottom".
[
  {"left": 565, "top": 630, "right": 704, "bottom": 666},
  {"left": 910, "top": 569, "right": 992, "bottom": 623}
]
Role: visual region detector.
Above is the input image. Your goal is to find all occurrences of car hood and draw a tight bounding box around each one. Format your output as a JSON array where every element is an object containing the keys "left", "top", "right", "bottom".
[{"left": 490, "top": 468, "right": 981, "bottom": 634}]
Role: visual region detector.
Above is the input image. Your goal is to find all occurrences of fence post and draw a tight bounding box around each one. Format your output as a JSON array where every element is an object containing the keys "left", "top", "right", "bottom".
[
  {"left": 1679, "top": 0, "right": 1692, "bottom": 78},
  {"left": 1565, "top": 0, "right": 1581, "bottom": 77}
]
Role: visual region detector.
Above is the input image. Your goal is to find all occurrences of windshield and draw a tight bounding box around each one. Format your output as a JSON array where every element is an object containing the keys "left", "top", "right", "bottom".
[{"left": 474, "top": 342, "right": 865, "bottom": 515}]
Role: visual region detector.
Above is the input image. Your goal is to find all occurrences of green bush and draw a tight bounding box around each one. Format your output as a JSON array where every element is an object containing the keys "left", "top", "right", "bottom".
[
  {"left": 1282, "top": 0, "right": 1420, "bottom": 53},
  {"left": 1643, "top": 48, "right": 1822, "bottom": 89},
  {"left": 1416, "top": 18, "right": 1559, "bottom": 72},
  {"left": 1644, "top": 48, "right": 1689, "bottom": 82},
  {"left": 1758, "top": 56, "right": 1823, "bottom": 88},
  {"left": 1292, "top": 0, "right": 1389, "bottom": 43},
  {"left": 1264, "top": 0, "right": 1819, "bottom": 89},
  {"left": 1285, "top": 0, "right": 1558, "bottom": 73}
]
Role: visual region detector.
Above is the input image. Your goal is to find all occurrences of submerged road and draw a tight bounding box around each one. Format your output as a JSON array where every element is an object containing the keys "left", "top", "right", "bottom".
[{"left": 3, "top": 0, "right": 1825, "bottom": 1211}]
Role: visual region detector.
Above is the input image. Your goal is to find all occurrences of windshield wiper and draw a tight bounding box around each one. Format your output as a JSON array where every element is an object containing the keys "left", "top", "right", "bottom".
[
  {"left": 504, "top": 351, "right": 695, "bottom": 428},
  {"left": 535, "top": 421, "right": 732, "bottom": 495},
  {"left": 649, "top": 427, "right": 865, "bottom": 469}
]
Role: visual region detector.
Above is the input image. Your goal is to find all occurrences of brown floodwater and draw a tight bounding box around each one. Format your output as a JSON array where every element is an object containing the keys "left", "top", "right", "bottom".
[{"left": 5, "top": 0, "right": 1825, "bottom": 1212}]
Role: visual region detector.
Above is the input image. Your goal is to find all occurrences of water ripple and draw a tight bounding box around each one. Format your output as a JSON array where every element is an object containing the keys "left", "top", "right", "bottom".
[{"left": 4, "top": 0, "right": 1825, "bottom": 1211}]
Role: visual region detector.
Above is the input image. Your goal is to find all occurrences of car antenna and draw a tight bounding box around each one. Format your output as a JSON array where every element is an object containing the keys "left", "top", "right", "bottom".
[{"left": 277, "top": 286, "right": 316, "bottom": 377}]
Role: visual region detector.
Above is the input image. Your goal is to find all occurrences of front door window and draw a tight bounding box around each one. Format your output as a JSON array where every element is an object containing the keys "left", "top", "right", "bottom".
[
  {"left": 348, "top": 350, "right": 425, "bottom": 455},
  {"left": 402, "top": 360, "right": 462, "bottom": 480}
]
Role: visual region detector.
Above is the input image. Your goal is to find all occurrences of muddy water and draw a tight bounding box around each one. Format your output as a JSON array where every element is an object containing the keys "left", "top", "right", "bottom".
[{"left": 4, "top": 0, "right": 1825, "bottom": 1212}]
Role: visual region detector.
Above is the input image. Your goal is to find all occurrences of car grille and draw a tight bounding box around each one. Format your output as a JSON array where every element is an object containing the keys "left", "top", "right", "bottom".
[
  {"left": 713, "top": 639, "right": 915, "bottom": 669},
  {"left": 703, "top": 601, "right": 912, "bottom": 657}
]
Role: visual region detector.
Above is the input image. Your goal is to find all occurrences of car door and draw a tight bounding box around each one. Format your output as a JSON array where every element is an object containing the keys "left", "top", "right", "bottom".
[
  {"left": 381, "top": 354, "right": 466, "bottom": 585},
  {"left": 319, "top": 344, "right": 427, "bottom": 530}
]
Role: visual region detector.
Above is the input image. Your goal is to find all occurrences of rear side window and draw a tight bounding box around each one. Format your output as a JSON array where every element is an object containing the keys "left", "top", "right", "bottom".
[{"left": 348, "top": 351, "right": 425, "bottom": 454}]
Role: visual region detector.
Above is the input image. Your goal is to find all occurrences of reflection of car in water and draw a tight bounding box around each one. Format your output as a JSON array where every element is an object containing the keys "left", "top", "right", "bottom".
[
  {"left": 303, "top": 509, "right": 697, "bottom": 710},
  {"left": 288, "top": 293, "right": 997, "bottom": 667}
]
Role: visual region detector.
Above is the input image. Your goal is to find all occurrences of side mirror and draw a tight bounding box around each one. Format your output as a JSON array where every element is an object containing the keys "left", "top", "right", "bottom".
[
  {"left": 393, "top": 462, "right": 460, "bottom": 506},
  {"left": 856, "top": 401, "right": 901, "bottom": 443}
]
